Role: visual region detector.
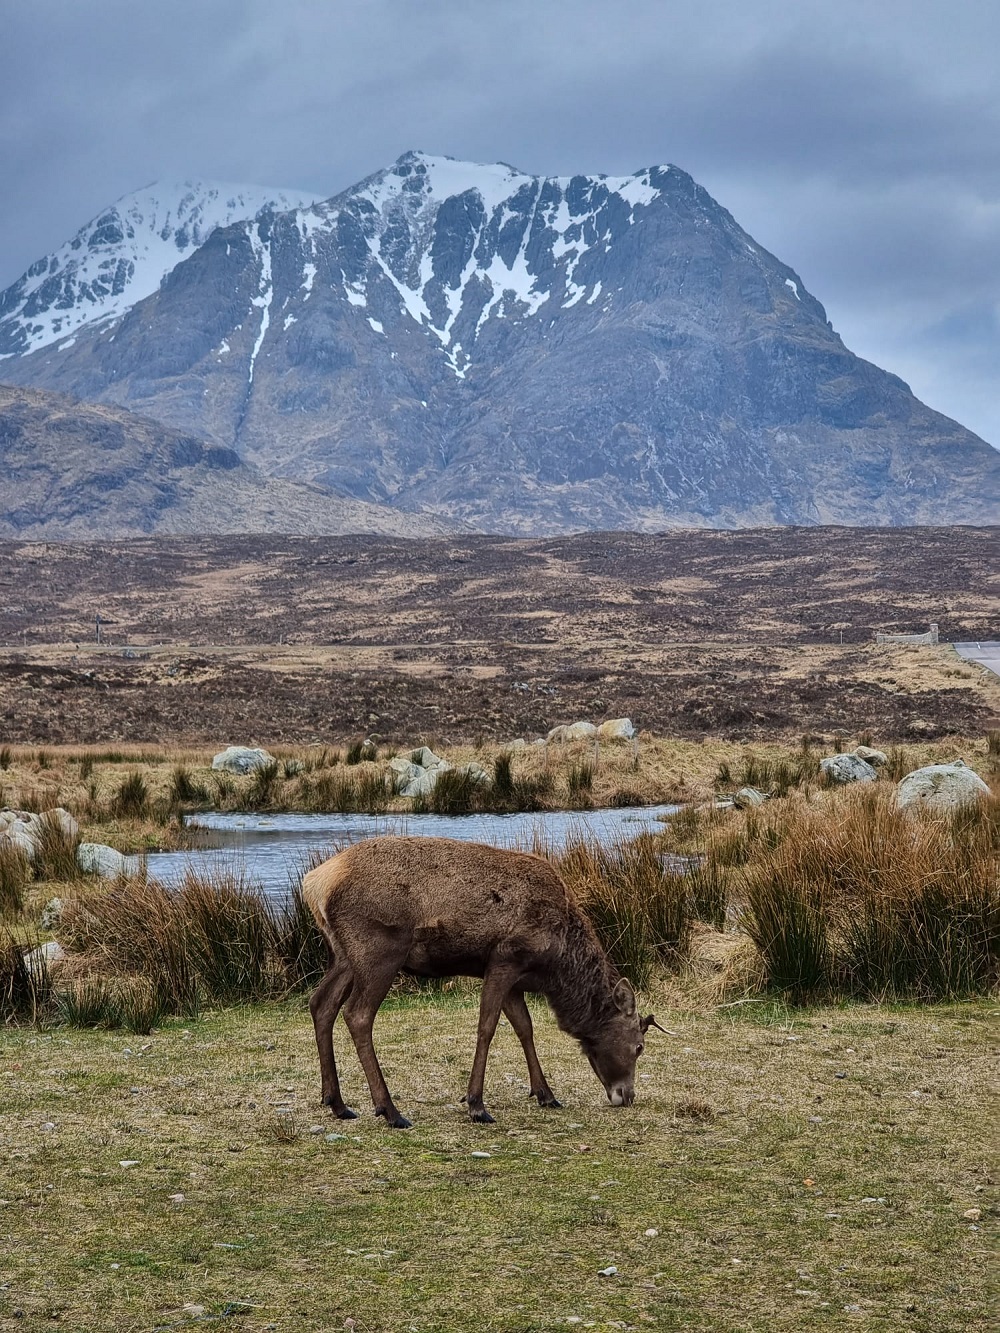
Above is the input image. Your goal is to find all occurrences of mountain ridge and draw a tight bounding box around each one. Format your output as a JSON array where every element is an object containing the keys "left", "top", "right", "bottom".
[{"left": 2, "top": 151, "right": 997, "bottom": 533}]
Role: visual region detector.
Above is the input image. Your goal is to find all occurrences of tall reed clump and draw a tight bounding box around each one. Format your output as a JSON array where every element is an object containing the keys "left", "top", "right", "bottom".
[
  {"left": 489, "top": 753, "right": 553, "bottom": 813},
  {"left": 0, "top": 929, "right": 51, "bottom": 1023},
  {"left": 111, "top": 772, "right": 150, "bottom": 819},
  {"left": 714, "top": 751, "right": 820, "bottom": 796},
  {"left": 296, "top": 768, "right": 390, "bottom": 814},
  {"left": 411, "top": 767, "right": 485, "bottom": 815},
  {"left": 346, "top": 739, "right": 378, "bottom": 765},
  {"left": 739, "top": 787, "right": 1000, "bottom": 1001},
  {"left": 32, "top": 811, "right": 81, "bottom": 882},
  {"left": 56, "top": 869, "right": 325, "bottom": 1016},
  {"left": 555, "top": 834, "right": 692, "bottom": 988},
  {"left": 0, "top": 843, "right": 31, "bottom": 917},
  {"left": 169, "top": 763, "right": 210, "bottom": 809}
]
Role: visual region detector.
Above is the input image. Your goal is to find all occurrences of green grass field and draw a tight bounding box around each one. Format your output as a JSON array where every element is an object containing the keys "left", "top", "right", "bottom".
[{"left": 2, "top": 992, "right": 996, "bottom": 1332}]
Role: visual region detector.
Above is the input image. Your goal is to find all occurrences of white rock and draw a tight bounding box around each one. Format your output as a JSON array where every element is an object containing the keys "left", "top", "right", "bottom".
[
  {"left": 598, "top": 718, "right": 636, "bottom": 741},
  {"left": 452, "top": 762, "right": 491, "bottom": 787},
  {"left": 896, "top": 762, "right": 990, "bottom": 813},
  {"left": 211, "top": 746, "right": 275, "bottom": 774},
  {"left": 733, "top": 786, "right": 767, "bottom": 808},
  {"left": 852, "top": 745, "right": 888, "bottom": 766},
  {"left": 39, "top": 897, "right": 63, "bottom": 928},
  {"left": 23, "top": 941, "right": 63, "bottom": 976},
  {"left": 388, "top": 757, "right": 423, "bottom": 793},
  {"left": 1, "top": 818, "right": 38, "bottom": 860},
  {"left": 820, "top": 753, "right": 877, "bottom": 785},
  {"left": 78, "top": 842, "right": 130, "bottom": 878},
  {"left": 410, "top": 746, "right": 444, "bottom": 770},
  {"left": 502, "top": 738, "right": 528, "bottom": 751},
  {"left": 547, "top": 722, "right": 598, "bottom": 743}
]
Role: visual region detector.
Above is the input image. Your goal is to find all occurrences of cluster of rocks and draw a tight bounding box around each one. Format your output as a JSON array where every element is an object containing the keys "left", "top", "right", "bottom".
[
  {"left": 725, "top": 743, "right": 990, "bottom": 815},
  {"left": 388, "top": 747, "right": 490, "bottom": 798},
  {"left": 0, "top": 807, "right": 78, "bottom": 859},
  {"left": 0, "top": 806, "right": 129, "bottom": 879}
]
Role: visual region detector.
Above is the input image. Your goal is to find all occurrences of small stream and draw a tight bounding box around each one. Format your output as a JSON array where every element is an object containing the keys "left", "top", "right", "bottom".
[{"left": 140, "top": 804, "right": 681, "bottom": 900}]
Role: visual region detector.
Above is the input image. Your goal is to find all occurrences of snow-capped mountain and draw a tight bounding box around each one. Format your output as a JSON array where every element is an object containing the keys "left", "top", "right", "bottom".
[
  {"left": 0, "top": 179, "right": 320, "bottom": 358},
  {"left": 2, "top": 152, "right": 997, "bottom": 532}
]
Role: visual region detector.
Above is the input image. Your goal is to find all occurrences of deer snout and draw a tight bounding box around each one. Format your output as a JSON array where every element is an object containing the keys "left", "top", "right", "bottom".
[{"left": 608, "top": 1083, "right": 635, "bottom": 1108}]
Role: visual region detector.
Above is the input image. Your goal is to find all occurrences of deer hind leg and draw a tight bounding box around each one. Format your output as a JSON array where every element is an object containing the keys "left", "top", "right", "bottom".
[
  {"left": 502, "top": 989, "right": 562, "bottom": 1109},
  {"left": 341, "top": 956, "right": 411, "bottom": 1129},
  {"left": 309, "top": 956, "right": 356, "bottom": 1118},
  {"left": 465, "top": 963, "right": 523, "bottom": 1124}
]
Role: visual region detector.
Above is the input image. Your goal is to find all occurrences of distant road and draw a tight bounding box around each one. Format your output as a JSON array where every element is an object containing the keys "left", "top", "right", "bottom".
[{"left": 954, "top": 641, "right": 1000, "bottom": 680}]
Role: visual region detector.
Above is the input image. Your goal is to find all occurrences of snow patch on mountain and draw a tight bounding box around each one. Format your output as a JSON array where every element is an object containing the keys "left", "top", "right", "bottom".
[{"left": 0, "top": 180, "right": 320, "bottom": 358}]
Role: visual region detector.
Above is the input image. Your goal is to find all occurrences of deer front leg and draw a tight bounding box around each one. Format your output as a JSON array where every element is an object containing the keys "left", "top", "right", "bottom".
[
  {"left": 466, "top": 964, "right": 522, "bottom": 1124},
  {"left": 502, "top": 989, "right": 561, "bottom": 1108}
]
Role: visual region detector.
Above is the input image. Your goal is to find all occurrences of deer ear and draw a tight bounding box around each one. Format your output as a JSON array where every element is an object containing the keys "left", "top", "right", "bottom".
[
  {"left": 613, "top": 978, "right": 636, "bottom": 1016},
  {"left": 640, "top": 1014, "right": 668, "bottom": 1035}
]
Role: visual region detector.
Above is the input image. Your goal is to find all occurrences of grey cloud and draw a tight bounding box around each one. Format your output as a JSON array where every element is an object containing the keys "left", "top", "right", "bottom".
[{"left": 1, "top": 0, "right": 998, "bottom": 446}]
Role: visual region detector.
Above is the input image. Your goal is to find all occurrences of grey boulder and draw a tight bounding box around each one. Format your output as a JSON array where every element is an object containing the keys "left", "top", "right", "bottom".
[
  {"left": 77, "top": 842, "right": 130, "bottom": 878},
  {"left": 211, "top": 746, "right": 276, "bottom": 774},
  {"left": 896, "top": 762, "right": 990, "bottom": 813},
  {"left": 820, "top": 753, "right": 878, "bottom": 785}
]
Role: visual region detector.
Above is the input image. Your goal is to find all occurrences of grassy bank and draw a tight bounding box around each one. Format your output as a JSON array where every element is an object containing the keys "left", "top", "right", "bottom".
[
  {"left": 0, "top": 733, "right": 997, "bottom": 853},
  {"left": 1, "top": 993, "right": 996, "bottom": 1332}
]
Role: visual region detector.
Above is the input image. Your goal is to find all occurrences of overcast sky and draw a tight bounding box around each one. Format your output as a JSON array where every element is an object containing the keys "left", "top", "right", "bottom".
[{"left": 2, "top": 0, "right": 998, "bottom": 446}]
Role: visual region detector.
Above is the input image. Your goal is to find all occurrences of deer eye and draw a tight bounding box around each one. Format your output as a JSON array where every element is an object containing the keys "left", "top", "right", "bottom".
[{"left": 636, "top": 1043, "right": 644, "bottom": 1057}]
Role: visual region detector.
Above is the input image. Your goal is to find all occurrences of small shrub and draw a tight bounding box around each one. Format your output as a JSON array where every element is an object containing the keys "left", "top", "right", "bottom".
[
  {"left": 567, "top": 762, "right": 594, "bottom": 797},
  {"left": 36, "top": 749, "right": 51, "bottom": 770},
  {"left": 79, "top": 754, "right": 95, "bottom": 780},
  {"left": 112, "top": 772, "right": 149, "bottom": 819},
  {"left": 0, "top": 746, "right": 12, "bottom": 770}
]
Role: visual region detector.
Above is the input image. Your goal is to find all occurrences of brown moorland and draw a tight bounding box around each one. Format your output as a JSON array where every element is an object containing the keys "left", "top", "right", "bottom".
[{"left": 0, "top": 525, "right": 997, "bottom": 745}]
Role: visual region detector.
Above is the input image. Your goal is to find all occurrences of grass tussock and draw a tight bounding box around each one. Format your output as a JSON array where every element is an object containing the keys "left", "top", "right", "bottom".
[
  {"left": 295, "top": 767, "right": 391, "bottom": 813},
  {"left": 57, "top": 870, "right": 325, "bottom": 1018},
  {"left": 1, "top": 930, "right": 51, "bottom": 1023},
  {"left": 110, "top": 771, "right": 150, "bottom": 819},
  {"left": 555, "top": 834, "right": 692, "bottom": 988},
  {"left": 32, "top": 811, "right": 81, "bottom": 881},
  {"left": 714, "top": 750, "right": 820, "bottom": 796},
  {"left": 0, "top": 842, "right": 31, "bottom": 917},
  {"left": 739, "top": 787, "right": 1000, "bottom": 1001}
]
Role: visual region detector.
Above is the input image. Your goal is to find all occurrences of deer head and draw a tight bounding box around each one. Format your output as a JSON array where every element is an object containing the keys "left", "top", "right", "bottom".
[{"left": 579, "top": 978, "right": 664, "bottom": 1107}]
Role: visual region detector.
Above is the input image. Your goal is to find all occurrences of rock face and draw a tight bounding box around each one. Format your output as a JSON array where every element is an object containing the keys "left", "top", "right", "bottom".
[
  {"left": 211, "top": 746, "right": 275, "bottom": 774},
  {"left": 896, "top": 761, "right": 990, "bottom": 813},
  {"left": 0, "top": 384, "right": 456, "bottom": 539},
  {"left": 598, "top": 719, "right": 636, "bottom": 741},
  {"left": 4, "top": 151, "right": 998, "bottom": 534},
  {"left": 820, "top": 753, "right": 878, "bottom": 785},
  {"left": 853, "top": 745, "right": 888, "bottom": 767}
]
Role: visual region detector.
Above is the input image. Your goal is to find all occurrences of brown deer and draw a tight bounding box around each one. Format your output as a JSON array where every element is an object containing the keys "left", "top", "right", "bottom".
[{"left": 302, "top": 835, "right": 663, "bottom": 1128}]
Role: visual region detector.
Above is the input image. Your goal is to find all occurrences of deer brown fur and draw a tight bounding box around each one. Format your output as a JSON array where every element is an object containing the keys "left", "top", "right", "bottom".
[{"left": 302, "top": 835, "right": 660, "bottom": 1128}]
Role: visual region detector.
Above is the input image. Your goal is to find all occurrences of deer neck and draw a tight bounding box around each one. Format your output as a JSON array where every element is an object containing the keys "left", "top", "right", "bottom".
[{"left": 541, "top": 910, "right": 620, "bottom": 1040}]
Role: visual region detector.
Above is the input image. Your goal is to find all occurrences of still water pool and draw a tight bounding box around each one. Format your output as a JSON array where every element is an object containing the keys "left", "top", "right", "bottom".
[{"left": 141, "top": 805, "right": 680, "bottom": 900}]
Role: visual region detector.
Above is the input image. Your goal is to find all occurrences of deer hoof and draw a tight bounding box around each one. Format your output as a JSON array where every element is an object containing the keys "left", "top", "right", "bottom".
[
  {"left": 470, "top": 1107, "right": 496, "bottom": 1124},
  {"left": 539, "top": 1097, "right": 563, "bottom": 1109},
  {"left": 335, "top": 1107, "right": 359, "bottom": 1120},
  {"left": 376, "top": 1107, "right": 413, "bottom": 1129}
]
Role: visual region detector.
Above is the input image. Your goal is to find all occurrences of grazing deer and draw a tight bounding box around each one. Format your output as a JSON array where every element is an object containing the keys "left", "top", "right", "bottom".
[{"left": 302, "top": 835, "right": 663, "bottom": 1128}]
